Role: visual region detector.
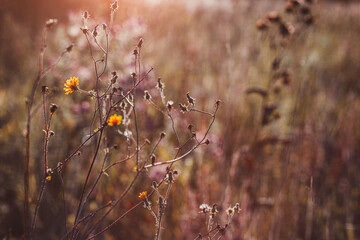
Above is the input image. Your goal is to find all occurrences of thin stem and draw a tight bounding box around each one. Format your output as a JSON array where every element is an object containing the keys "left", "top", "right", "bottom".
[
  {"left": 83, "top": 172, "right": 141, "bottom": 239},
  {"left": 30, "top": 108, "right": 54, "bottom": 238},
  {"left": 72, "top": 128, "right": 104, "bottom": 238},
  {"left": 144, "top": 102, "right": 219, "bottom": 169}
]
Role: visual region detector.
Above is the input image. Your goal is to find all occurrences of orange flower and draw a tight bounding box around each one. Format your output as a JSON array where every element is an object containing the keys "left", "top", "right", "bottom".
[
  {"left": 139, "top": 191, "right": 147, "bottom": 200},
  {"left": 108, "top": 114, "right": 122, "bottom": 126},
  {"left": 64, "top": 77, "right": 79, "bottom": 94}
]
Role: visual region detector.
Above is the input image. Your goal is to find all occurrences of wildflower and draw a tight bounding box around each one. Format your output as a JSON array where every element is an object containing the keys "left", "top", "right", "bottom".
[
  {"left": 139, "top": 191, "right": 147, "bottom": 200},
  {"left": 45, "top": 175, "right": 51, "bottom": 182},
  {"left": 108, "top": 114, "right": 122, "bottom": 126},
  {"left": 64, "top": 77, "right": 79, "bottom": 94},
  {"left": 111, "top": 1, "right": 119, "bottom": 12}
]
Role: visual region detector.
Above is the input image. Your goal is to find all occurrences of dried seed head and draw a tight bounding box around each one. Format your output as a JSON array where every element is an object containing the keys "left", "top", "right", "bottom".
[
  {"left": 120, "top": 100, "right": 127, "bottom": 109},
  {"left": 292, "top": 0, "right": 300, "bottom": 6},
  {"left": 133, "top": 49, "right": 138, "bottom": 55},
  {"left": 92, "top": 25, "right": 99, "bottom": 37},
  {"left": 188, "top": 124, "right": 194, "bottom": 132},
  {"left": 82, "top": 11, "right": 90, "bottom": 20},
  {"left": 272, "top": 57, "right": 281, "bottom": 70},
  {"left": 226, "top": 207, "right": 234, "bottom": 216},
  {"left": 102, "top": 23, "right": 107, "bottom": 31},
  {"left": 168, "top": 172, "right": 174, "bottom": 183},
  {"left": 199, "top": 204, "right": 211, "bottom": 214},
  {"left": 128, "top": 94, "right": 133, "bottom": 102},
  {"left": 158, "top": 196, "right": 164, "bottom": 206},
  {"left": 167, "top": 100, "right": 174, "bottom": 111},
  {"left": 233, "top": 203, "right": 241, "bottom": 213},
  {"left": 131, "top": 72, "right": 137, "bottom": 79},
  {"left": 300, "top": 6, "right": 311, "bottom": 15},
  {"left": 179, "top": 103, "right": 188, "bottom": 113},
  {"left": 210, "top": 204, "right": 218, "bottom": 217},
  {"left": 215, "top": 99, "right": 221, "bottom": 107},
  {"left": 303, "top": 14, "right": 315, "bottom": 25},
  {"left": 49, "top": 104, "right": 58, "bottom": 114},
  {"left": 111, "top": 74, "right": 118, "bottom": 84},
  {"left": 49, "top": 131, "right": 55, "bottom": 136},
  {"left": 152, "top": 181, "right": 158, "bottom": 189},
  {"left": 186, "top": 92, "right": 195, "bottom": 105},
  {"left": 42, "top": 86, "right": 49, "bottom": 94},
  {"left": 256, "top": 19, "right": 269, "bottom": 31},
  {"left": 266, "top": 11, "right": 281, "bottom": 23},
  {"left": 137, "top": 38, "right": 143, "bottom": 48},
  {"left": 150, "top": 154, "right": 156, "bottom": 165},
  {"left": 45, "top": 19, "right": 58, "bottom": 29},
  {"left": 285, "top": 2, "right": 295, "bottom": 13},
  {"left": 110, "top": 1, "right": 119, "bottom": 12},
  {"left": 160, "top": 132, "right": 166, "bottom": 139},
  {"left": 156, "top": 78, "right": 164, "bottom": 90},
  {"left": 205, "top": 139, "right": 210, "bottom": 145},
  {"left": 144, "top": 90, "right": 151, "bottom": 100},
  {"left": 80, "top": 27, "right": 89, "bottom": 34},
  {"left": 66, "top": 43, "right": 74, "bottom": 53},
  {"left": 279, "top": 22, "right": 295, "bottom": 37}
]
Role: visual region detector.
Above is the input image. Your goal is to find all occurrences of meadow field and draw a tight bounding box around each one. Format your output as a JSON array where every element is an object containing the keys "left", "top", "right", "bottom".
[{"left": 0, "top": 0, "right": 359, "bottom": 239}]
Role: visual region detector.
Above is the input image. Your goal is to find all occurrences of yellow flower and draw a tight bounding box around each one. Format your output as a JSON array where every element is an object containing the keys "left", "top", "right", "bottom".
[
  {"left": 139, "top": 191, "right": 147, "bottom": 200},
  {"left": 64, "top": 77, "right": 79, "bottom": 94},
  {"left": 108, "top": 114, "right": 122, "bottom": 126}
]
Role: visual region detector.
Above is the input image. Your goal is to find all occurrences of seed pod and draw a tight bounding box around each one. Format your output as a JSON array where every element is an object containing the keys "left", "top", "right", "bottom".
[{"left": 49, "top": 104, "right": 58, "bottom": 114}]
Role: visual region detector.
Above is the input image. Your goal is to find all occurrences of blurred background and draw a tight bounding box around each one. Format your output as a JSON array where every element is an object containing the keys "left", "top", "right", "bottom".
[{"left": 1, "top": 0, "right": 360, "bottom": 239}]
